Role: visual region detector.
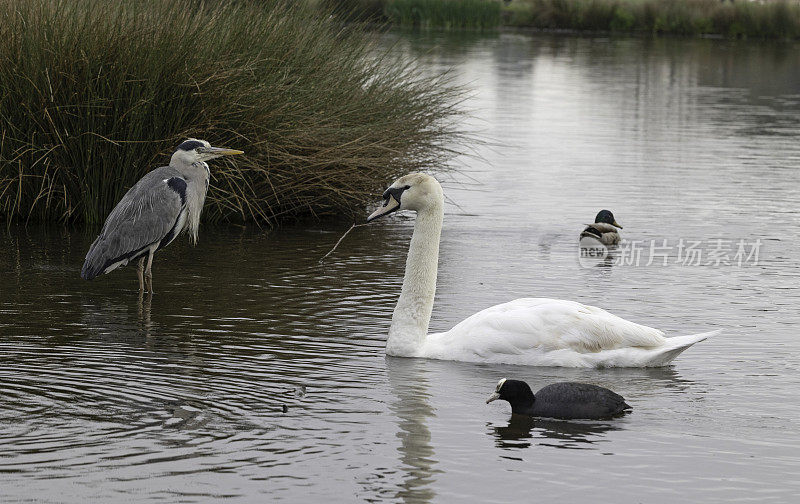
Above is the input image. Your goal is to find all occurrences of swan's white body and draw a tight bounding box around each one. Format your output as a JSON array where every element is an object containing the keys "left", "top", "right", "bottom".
[
  {"left": 421, "top": 299, "right": 716, "bottom": 367},
  {"left": 371, "top": 173, "right": 716, "bottom": 368}
]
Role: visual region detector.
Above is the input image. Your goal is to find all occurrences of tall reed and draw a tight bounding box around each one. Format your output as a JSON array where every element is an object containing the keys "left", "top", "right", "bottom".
[{"left": 0, "top": 0, "right": 465, "bottom": 226}]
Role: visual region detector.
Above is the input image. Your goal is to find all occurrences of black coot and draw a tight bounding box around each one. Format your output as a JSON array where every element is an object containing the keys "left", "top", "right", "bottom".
[{"left": 486, "top": 378, "right": 631, "bottom": 420}]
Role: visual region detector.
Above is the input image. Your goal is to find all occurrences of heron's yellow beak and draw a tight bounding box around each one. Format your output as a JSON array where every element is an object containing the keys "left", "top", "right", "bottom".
[{"left": 208, "top": 147, "right": 244, "bottom": 156}]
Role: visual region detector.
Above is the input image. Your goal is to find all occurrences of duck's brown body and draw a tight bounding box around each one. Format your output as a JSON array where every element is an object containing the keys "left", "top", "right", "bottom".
[{"left": 580, "top": 222, "right": 621, "bottom": 245}]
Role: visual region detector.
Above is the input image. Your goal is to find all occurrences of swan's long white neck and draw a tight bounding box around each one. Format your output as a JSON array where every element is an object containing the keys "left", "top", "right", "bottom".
[{"left": 387, "top": 200, "right": 443, "bottom": 356}]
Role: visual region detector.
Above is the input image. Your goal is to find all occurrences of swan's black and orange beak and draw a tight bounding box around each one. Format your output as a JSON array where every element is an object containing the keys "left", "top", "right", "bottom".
[
  {"left": 367, "top": 194, "right": 400, "bottom": 222},
  {"left": 367, "top": 186, "right": 407, "bottom": 222}
]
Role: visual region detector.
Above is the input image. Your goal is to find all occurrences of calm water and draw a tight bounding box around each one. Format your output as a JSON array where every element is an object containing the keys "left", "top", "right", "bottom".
[{"left": 3, "top": 32, "right": 800, "bottom": 502}]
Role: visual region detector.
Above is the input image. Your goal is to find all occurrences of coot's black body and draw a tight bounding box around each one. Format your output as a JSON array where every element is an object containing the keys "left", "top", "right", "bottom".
[{"left": 486, "top": 379, "right": 631, "bottom": 420}]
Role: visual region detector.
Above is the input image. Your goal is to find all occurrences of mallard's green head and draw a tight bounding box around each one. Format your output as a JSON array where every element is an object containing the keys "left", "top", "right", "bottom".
[{"left": 595, "top": 210, "right": 622, "bottom": 229}]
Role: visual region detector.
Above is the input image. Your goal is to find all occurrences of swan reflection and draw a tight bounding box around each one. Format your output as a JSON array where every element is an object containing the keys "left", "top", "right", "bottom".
[{"left": 386, "top": 357, "right": 441, "bottom": 504}]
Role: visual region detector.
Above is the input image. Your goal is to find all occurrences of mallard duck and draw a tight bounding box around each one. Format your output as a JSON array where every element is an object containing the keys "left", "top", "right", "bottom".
[{"left": 580, "top": 209, "right": 622, "bottom": 246}]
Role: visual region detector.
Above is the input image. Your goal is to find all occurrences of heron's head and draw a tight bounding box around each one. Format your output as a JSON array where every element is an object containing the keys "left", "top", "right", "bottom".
[
  {"left": 595, "top": 209, "right": 622, "bottom": 229},
  {"left": 367, "top": 173, "right": 443, "bottom": 222},
  {"left": 170, "top": 138, "right": 244, "bottom": 166},
  {"left": 486, "top": 378, "right": 534, "bottom": 404}
]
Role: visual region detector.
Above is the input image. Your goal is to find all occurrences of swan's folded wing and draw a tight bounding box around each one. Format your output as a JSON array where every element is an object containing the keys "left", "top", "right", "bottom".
[{"left": 430, "top": 298, "right": 666, "bottom": 356}]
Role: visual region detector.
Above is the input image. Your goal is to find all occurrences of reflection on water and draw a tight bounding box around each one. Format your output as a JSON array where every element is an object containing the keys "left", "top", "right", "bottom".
[
  {"left": 491, "top": 415, "right": 623, "bottom": 451},
  {"left": 137, "top": 291, "right": 152, "bottom": 334},
  {"left": 3, "top": 31, "right": 800, "bottom": 502},
  {"left": 386, "top": 358, "right": 440, "bottom": 503}
]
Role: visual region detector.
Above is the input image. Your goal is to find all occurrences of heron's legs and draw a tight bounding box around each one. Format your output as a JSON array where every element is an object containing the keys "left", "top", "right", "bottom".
[
  {"left": 144, "top": 251, "right": 155, "bottom": 294},
  {"left": 137, "top": 257, "right": 145, "bottom": 292}
]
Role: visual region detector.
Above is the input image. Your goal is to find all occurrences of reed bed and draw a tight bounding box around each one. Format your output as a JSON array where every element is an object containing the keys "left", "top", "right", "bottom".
[
  {"left": 324, "top": 0, "right": 502, "bottom": 27},
  {"left": 384, "top": 0, "right": 502, "bottom": 28},
  {"left": 503, "top": 0, "right": 800, "bottom": 38},
  {"left": 325, "top": 0, "right": 800, "bottom": 38},
  {"left": 0, "top": 0, "right": 465, "bottom": 226},
  {"left": 321, "top": 0, "right": 388, "bottom": 21}
]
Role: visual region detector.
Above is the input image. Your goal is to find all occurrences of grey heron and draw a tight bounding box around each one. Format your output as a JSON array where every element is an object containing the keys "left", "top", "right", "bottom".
[{"left": 81, "top": 138, "right": 243, "bottom": 292}]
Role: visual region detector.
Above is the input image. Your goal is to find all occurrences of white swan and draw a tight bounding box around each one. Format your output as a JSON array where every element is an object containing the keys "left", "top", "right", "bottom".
[{"left": 367, "top": 173, "right": 718, "bottom": 368}]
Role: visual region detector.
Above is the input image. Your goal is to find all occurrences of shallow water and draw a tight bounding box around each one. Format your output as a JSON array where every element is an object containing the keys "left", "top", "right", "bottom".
[{"left": 3, "top": 32, "right": 800, "bottom": 502}]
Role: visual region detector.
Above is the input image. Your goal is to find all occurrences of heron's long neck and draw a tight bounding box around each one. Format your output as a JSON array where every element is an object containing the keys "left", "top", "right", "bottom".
[
  {"left": 173, "top": 161, "right": 210, "bottom": 244},
  {"left": 387, "top": 202, "right": 443, "bottom": 357}
]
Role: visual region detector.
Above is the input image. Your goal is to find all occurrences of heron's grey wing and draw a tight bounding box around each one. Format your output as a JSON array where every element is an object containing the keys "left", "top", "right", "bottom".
[{"left": 81, "top": 167, "right": 188, "bottom": 280}]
